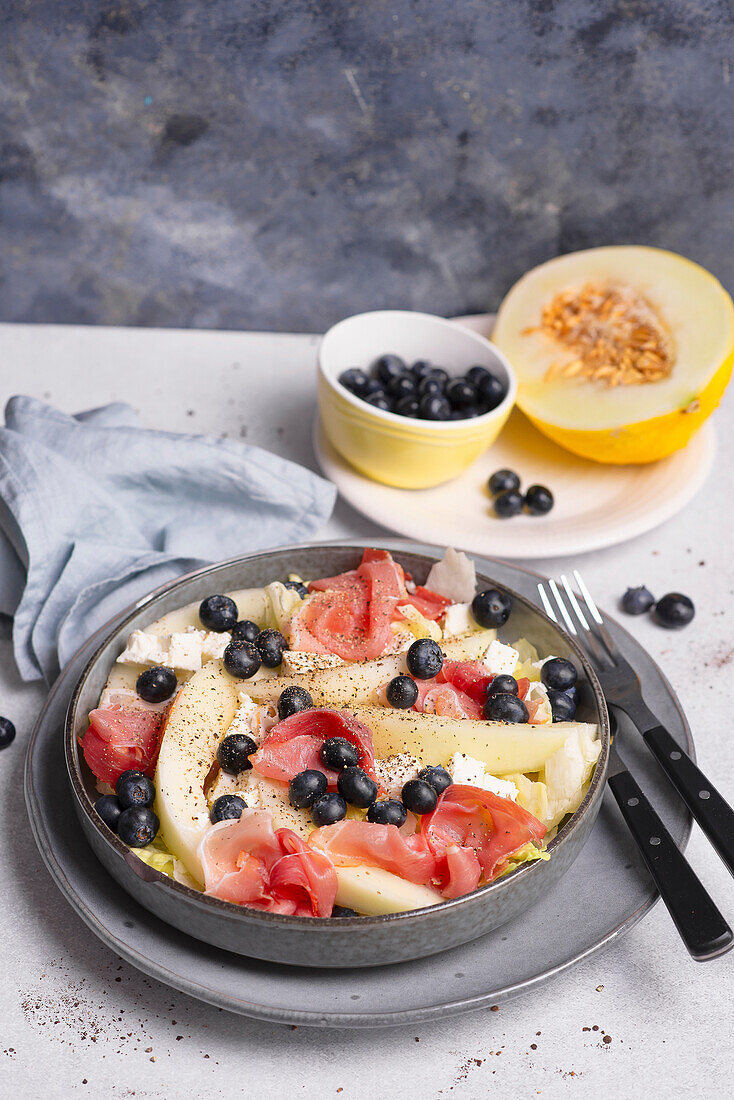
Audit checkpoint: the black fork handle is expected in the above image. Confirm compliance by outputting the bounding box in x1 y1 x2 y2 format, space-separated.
642 725 734 880
608 766 733 960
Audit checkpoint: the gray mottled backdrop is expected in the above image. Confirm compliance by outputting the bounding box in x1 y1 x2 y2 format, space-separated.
2 0 733 332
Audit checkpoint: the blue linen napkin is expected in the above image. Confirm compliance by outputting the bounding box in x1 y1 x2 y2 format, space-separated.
0 396 336 682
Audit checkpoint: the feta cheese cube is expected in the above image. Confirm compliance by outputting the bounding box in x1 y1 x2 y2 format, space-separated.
116 630 169 667
167 630 207 672
202 631 230 660
482 639 519 677
447 753 518 801
227 691 277 743
425 547 477 604
442 602 475 636
374 754 423 799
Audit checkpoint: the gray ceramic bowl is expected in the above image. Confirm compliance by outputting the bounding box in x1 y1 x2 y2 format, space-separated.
65 543 610 968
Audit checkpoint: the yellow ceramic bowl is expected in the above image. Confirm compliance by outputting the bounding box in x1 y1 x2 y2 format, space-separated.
318 311 517 488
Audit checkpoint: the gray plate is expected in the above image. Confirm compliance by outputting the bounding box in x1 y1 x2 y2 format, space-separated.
24 542 693 1026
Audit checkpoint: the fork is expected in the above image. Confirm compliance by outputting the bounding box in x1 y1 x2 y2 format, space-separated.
539 572 734 961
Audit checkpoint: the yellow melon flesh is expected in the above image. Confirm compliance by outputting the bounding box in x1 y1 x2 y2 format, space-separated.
492 246 734 464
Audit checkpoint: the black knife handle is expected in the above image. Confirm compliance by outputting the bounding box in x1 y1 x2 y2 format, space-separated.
643 724 734 880
608 766 732 961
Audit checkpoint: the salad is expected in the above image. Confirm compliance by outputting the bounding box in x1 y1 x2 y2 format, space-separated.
80 548 600 918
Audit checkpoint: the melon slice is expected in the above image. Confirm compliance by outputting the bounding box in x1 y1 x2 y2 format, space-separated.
492 246 734 463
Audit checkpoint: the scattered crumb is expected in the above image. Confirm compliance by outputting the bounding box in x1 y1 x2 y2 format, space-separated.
490 1004 499 1012
603 1035 612 1045
531 1043 537 1050
596 985 604 991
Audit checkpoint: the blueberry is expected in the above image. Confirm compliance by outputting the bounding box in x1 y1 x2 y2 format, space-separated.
223 640 261 679
478 372 506 409
401 778 438 815
385 674 419 709
199 594 238 632
210 794 246 824
655 593 695 629
320 737 359 770
411 360 434 380
487 674 518 696
406 638 443 680
232 619 260 643
494 489 524 517
363 378 387 397
0 716 16 749
373 354 407 385
427 368 449 387
331 905 360 917
337 767 378 808
367 799 408 827
283 580 309 599
277 685 314 721
471 588 512 628
548 690 576 722
483 693 529 723
136 665 177 704
95 794 122 832
621 586 655 615
418 376 445 397
338 368 371 396
118 806 159 847
256 628 289 667
524 485 554 516
466 365 492 388
459 405 485 418
217 733 258 775
289 769 328 809
364 392 392 411
394 396 421 418
419 394 451 420
488 469 521 495
446 378 478 409
116 770 155 809
541 657 578 691
418 766 453 795
386 374 417 399
311 792 348 827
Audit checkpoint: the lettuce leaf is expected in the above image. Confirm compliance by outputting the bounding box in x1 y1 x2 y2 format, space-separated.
508 724 601 829
136 835 201 890
265 581 305 635
494 841 550 880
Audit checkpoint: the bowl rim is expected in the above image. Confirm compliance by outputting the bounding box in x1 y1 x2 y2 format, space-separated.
65 540 610 932
318 309 518 432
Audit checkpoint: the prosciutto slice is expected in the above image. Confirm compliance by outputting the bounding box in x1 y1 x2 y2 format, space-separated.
198 810 337 916
309 819 438 885
251 709 377 789
80 706 165 786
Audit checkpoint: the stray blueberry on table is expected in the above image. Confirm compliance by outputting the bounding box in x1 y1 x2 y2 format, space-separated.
471 588 512 628
541 657 578 692
232 619 260 643
337 767 378 808
487 674 518 697
488 468 521 495
216 733 258 775
283 580 309 599
136 665 177 704
223 640 261 679
256 628 289 667
524 485 554 516
118 806 159 847
0 716 16 749
277 685 314 721
418 766 453 795
320 737 360 770
210 794 246 824
385 675 419 709
367 799 408 827
116 769 156 809
654 593 695 629
621 586 655 616
406 638 444 680
373 354 408 385
401 778 438 815
548 690 576 722
289 769 328 809
95 794 123 832
494 489 524 517
338 368 371 397
483 693 529 723
311 792 348 827
199 594 238 632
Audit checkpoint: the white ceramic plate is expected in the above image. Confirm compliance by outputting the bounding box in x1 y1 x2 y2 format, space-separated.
314 314 716 560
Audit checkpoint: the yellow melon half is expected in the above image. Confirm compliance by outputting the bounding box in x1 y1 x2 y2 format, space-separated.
492 246 734 463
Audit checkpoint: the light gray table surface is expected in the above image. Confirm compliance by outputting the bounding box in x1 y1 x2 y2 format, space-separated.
1 323 732 1098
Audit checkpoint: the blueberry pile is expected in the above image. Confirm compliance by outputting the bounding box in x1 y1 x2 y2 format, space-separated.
620 586 695 629
199 592 294 679
338 355 507 421
487 469 554 519
95 769 160 848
